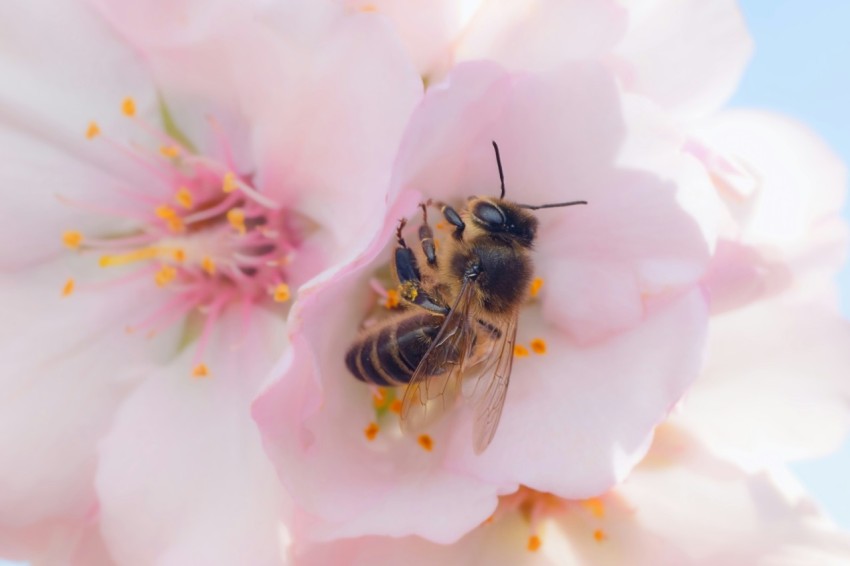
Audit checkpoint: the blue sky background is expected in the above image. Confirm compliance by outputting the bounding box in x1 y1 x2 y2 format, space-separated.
1 2 848 565
730 0 850 528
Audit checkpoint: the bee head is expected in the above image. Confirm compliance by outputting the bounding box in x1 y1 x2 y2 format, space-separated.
470 198 539 248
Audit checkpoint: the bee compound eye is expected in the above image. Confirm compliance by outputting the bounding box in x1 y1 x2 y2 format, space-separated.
474 202 506 226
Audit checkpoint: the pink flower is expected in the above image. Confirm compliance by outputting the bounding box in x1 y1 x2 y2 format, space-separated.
292 426 850 565
253 60 714 542
0 0 420 562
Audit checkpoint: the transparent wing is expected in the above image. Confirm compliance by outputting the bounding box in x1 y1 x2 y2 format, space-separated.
468 313 518 454
400 280 478 433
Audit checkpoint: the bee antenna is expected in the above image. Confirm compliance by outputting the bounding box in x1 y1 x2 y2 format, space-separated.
492 140 506 200
517 200 588 210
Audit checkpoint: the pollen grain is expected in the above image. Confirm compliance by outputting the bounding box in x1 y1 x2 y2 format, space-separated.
527 535 542 552
530 338 547 355
364 422 380 441
417 434 434 452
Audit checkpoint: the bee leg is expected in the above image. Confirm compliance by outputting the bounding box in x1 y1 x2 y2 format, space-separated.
433 201 465 239
394 218 449 315
417 202 438 267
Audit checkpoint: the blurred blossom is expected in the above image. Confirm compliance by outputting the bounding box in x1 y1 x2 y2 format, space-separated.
0 0 848 565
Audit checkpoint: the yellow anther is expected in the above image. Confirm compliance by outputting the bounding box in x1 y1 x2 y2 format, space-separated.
529 277 544 298
581 497 605 519
192 363 209 378
527 535 542 552
417 434 434 452
99 247 160 268
61 278 75 297
593 529 606 543
172 248 186 262
222 172 237 193
359 3 378 11
272 283 291 303
165 217 184 233
530 338 547 355
121 97 137 117
227 208 246 234
201 257 216 275
364 422 380 441
384 289 400 309
513 344 529 358
159 145 181 158
62 230 83 250
85 121 101 140
389 399 402 414
175 187 193 209
155 205 178 219
154 264 177 287
372 388 387 409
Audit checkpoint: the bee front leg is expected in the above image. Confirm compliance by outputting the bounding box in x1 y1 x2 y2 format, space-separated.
418 202 437 267
394 218 449 315
431 200 465 240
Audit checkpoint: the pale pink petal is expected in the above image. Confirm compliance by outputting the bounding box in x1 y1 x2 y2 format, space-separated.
612 0 753 119
96 308 288 566
0 262 168 537
456 0 628 75
675 302 850 466
0 519 116 566
448 289 708 497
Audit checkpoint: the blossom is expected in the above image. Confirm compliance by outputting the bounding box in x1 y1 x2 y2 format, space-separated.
292 426 850 565
0 0 420 562
253 59 716 542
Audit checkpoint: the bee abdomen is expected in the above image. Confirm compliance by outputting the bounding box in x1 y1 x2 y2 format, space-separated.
345 313 444 386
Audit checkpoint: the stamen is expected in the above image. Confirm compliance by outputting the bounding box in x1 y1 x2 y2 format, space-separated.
417 434 434 451
593 529 606 542
384 289 400 309
514 345 530 357
527 535 542 552
175 187 193 209
192 363 210 378
364 422 380 441
154 264 177 287
530 338 547 355
222 172 237 193
85 122 101 140
172 249 186 262
227 208 246 234
581 497 605 519
99 247 160 268
121 97 137 117
155 205 178 220
529 277 544 298
62 278 75 297
201 257 216 275
159 145 181 159
272 283 291 303
62 230 83 250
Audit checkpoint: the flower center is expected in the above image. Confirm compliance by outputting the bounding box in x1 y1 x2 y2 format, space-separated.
62 97 301 375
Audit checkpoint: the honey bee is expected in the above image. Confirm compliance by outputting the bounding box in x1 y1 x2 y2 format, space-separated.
345 142 586 453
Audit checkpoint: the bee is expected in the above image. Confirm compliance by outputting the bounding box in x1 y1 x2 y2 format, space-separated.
345 142 586 453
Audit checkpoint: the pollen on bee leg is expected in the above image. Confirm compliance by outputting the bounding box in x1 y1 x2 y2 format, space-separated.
527 534 542 552
529 277 544 298
417 434 434 452
530 338 547 355
61 278 75 297
364 422 380 441
62 230 83 250
272 283 291 303
514 344 530 357
85 121 101 140
121 97 136 117
192 363 209 378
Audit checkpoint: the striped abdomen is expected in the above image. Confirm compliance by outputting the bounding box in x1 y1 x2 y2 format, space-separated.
346 312 445 386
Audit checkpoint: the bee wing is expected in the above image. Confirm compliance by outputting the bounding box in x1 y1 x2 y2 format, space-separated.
465 312 518 454
400 279 478 433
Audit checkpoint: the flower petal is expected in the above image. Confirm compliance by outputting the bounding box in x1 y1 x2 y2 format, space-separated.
96 308 288 566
